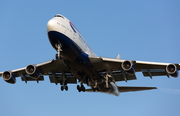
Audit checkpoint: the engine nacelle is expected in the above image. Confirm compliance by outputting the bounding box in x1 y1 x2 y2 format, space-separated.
121 60 135 75
2 71 16 84
166 64 178 77
25 65 40 79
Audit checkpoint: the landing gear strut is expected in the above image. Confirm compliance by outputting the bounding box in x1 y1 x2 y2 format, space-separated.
103 70 115 89
92 80 99 92
56 43 62 59
77 74 86 92
60 72 68 91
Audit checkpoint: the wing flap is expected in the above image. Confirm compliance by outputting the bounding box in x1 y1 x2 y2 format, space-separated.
21 75 44 82
113 72 136 81
143 72 167 77
49 74 77 84
141 69 169 78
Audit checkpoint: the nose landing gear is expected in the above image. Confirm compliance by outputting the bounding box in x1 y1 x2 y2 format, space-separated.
55 43 62 59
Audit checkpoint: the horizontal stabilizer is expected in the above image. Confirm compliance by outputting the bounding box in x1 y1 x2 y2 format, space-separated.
118 86 157 92
85 86 157 93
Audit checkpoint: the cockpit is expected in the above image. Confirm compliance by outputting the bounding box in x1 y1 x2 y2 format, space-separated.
54 14 64 18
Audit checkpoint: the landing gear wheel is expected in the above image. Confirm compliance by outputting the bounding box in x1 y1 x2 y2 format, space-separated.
61 86 64 91
77 85 81 92
81 85 84 88
78 89 81 92
96 87 100 91
56 54 58 60
81 85 85 92
65 86 68 91
92 87 99 92
60 81 63 85
77 85 80 90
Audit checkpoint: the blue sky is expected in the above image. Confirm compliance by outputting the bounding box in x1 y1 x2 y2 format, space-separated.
0 0 180 116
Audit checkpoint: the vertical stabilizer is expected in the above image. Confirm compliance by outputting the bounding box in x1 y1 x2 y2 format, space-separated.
116 54 121 59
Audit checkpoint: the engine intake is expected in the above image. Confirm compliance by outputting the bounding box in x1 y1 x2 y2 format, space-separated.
25 65 40 79
121 60 135 74
166 64 178 77
2 71 16 84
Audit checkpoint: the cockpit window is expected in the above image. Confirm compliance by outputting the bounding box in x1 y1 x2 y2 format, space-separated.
54 14 64 18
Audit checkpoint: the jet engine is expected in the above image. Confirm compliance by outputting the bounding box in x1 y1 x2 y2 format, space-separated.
2 71 16 84
25 65 40 79
121 60 135 74
166 64 178 77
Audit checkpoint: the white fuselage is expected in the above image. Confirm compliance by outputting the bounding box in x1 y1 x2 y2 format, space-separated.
47 14 119 96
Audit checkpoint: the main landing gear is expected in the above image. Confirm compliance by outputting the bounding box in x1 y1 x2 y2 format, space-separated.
77 85 85 92
60 72 68 91
92 80 100 92
61 85 68 91
77 74 86 92
60 80 68 91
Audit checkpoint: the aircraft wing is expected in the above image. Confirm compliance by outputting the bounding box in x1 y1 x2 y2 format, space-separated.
0 59 77 84
89 56 180 81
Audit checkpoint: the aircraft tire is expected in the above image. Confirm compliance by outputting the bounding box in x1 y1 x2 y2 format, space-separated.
77 85 80 90
65 86 68 91
55 54 58 60
78 89 81 92
61 86 64 91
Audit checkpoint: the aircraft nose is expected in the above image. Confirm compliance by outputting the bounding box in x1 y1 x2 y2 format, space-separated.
47 18 65 34
47 18 57 32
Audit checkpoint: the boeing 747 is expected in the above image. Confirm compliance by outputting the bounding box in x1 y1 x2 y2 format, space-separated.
0 14 179 96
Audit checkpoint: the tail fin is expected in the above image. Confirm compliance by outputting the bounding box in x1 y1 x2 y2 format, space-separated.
116 54 121 59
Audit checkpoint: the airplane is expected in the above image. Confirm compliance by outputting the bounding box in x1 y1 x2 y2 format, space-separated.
0 14 179 96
